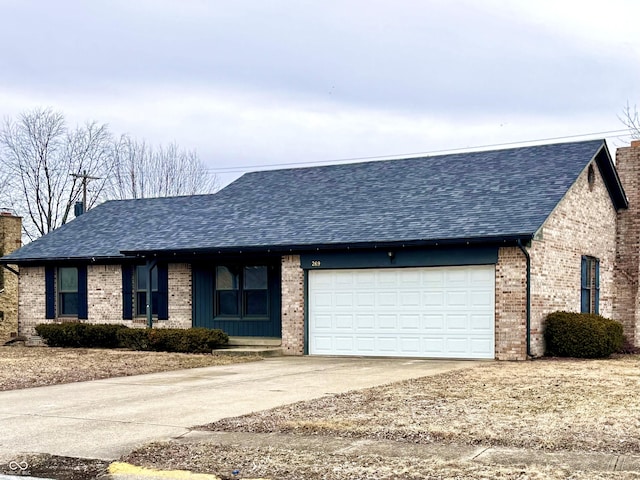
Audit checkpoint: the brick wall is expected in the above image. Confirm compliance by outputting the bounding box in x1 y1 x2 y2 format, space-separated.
281 254 304 355
613 141 640 346
525 159 618 356
495 247 527 360
166 263 192 329
0 213 21 342
17 266 45 336
88 264 123 324
19 262 193 335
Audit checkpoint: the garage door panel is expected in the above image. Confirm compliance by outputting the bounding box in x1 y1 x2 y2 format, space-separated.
425 337 446 355
309 265 495 359
312 335 333 353
355 336 375 353
399 314 420 329
335 293 354 307
447 314 469 331
378 314 397 329
424 314 445 331
313 292 334 309
377 337 399 352
446 291 468 307
313 314 333 329
400 291 421 307
377 292 397 307
356 292 375 307
356 314 375 329
335 314 354 329
424 291 444 307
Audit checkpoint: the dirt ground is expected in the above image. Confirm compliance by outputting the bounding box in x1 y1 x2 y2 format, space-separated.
0 345 261 391
120 355 640 480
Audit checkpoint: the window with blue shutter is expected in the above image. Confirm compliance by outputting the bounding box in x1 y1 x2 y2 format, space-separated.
45 266 55 319
77 265 88 320
122 265 134 320
581 256 599 314
46 265 88 318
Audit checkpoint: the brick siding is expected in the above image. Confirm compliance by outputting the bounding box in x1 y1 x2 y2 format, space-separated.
495 247 527 360
613 141 640 346
281 254 305 355
503 159 618 358
19 262 192 336
0 213 21 342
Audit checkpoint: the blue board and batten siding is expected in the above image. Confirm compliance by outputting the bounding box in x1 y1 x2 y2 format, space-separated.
192 263 282 337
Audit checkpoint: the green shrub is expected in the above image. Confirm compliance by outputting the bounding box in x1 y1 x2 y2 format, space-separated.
146 328 228 353
544 311 624 358
35 323 228 353
36 323 128 348
116 328 150 351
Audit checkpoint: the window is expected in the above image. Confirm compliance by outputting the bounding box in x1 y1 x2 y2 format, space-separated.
58 267 79 316
581 256 600 314
135 264 159 316
215 265 268 318
122 263 168 321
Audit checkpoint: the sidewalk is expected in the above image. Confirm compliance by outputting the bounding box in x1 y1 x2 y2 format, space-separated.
107 431 640 479
174 431 640 472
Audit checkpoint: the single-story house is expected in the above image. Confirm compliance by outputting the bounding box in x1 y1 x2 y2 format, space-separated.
3 139 640 360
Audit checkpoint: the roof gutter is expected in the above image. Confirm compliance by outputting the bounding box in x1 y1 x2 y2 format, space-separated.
119 234 536 258
516 239 532 358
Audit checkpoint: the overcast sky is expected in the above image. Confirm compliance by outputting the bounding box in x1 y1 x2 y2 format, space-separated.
1 0 639 186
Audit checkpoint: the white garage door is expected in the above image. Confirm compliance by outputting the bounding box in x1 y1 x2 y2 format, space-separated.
309 265 495 359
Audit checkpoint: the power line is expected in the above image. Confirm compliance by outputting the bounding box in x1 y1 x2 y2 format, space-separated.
203 128 634 175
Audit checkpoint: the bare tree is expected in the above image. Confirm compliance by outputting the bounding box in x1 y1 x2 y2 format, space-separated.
107 135 218 199
620 102 640 139
0 108 114 240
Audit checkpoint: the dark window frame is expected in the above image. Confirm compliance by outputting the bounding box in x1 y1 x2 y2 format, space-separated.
134 264 159 317
581 256 600 314
57 266 79 317
214 265 269 320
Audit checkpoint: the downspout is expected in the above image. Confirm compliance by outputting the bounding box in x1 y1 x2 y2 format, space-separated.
516 240 532 358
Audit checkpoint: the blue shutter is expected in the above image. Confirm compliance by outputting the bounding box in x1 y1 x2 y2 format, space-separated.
122 265 133 320
45 266 55 319
594 259 600 315
157 263 169 320
580 256 589 313
77 265 88 320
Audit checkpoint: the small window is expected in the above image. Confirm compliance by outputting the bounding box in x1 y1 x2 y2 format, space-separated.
58 267 79 316
215 265 269 318
581 256 600 314
135 265 159 316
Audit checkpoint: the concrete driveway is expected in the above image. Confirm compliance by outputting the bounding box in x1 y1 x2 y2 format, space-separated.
0 356 477 462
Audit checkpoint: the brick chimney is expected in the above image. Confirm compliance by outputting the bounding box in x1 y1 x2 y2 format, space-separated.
0 211 22 343
614 140 640 347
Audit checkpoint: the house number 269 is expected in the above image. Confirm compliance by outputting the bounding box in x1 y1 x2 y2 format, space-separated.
311 260 321 267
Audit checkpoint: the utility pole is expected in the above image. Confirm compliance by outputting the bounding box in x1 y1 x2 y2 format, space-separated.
70 170 101 213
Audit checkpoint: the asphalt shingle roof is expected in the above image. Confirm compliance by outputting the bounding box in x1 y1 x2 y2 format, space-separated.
1 139 622 263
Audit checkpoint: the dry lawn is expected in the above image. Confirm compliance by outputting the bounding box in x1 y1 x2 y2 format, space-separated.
124 442 640 480
0 346 260 391
202 355 640 454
